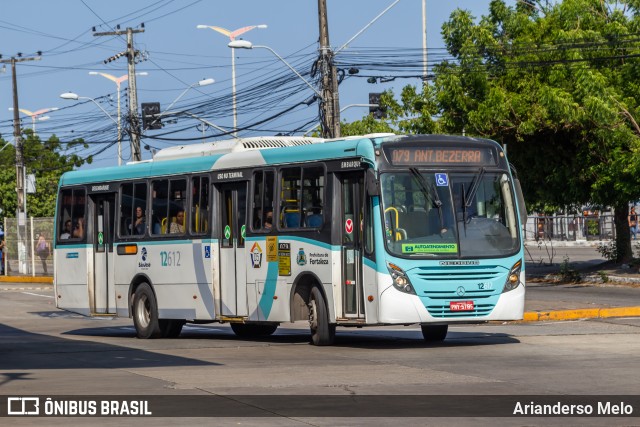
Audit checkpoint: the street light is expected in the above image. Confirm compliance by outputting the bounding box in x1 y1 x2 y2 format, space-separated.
228 39 323 100
8 107 58 133
146 78 215 129
60 93 119 143
197 24 267 136
89 71 148 165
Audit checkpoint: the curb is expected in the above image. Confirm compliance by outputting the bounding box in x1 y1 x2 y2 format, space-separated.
0 276 53 284
523 306 640 322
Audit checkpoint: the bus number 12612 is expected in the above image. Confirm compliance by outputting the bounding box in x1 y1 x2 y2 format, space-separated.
160 251 181 267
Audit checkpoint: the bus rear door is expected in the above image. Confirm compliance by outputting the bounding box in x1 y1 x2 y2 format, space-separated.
89 193 117 315
338 173 366 319
218 182 248 317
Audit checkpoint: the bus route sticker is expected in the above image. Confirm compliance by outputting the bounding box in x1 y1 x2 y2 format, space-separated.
224 225 231 240
241 224 246 240
402 243 458 253
278 243 291 276
266 236 278 262
98 232 104 245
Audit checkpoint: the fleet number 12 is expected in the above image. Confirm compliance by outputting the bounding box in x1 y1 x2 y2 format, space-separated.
160 251 181 267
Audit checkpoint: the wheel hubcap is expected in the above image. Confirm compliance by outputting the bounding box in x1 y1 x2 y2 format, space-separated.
309 298 318 331
137 295 150 328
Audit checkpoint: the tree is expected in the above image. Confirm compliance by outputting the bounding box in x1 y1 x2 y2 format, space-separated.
360 0 640 262
0 130 90 218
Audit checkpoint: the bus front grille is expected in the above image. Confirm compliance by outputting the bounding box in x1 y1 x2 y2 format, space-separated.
409 265 505 318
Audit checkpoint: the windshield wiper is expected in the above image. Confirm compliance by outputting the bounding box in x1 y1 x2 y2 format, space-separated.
409 168 447 235
463 167 486 223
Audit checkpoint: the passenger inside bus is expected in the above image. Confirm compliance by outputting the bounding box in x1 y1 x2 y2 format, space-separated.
60 220 72 239
170 210 185 234
73 217 85 239
306 207 323 227
264 210 273 230
133 206 146 235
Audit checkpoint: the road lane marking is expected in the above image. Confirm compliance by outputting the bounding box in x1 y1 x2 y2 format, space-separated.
21 292 55 299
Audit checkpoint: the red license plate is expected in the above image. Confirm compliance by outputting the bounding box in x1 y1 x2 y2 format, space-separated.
450 301 475 312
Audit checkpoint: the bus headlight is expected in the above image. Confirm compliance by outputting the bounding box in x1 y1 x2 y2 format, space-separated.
502 260 522 293
387 262 416 295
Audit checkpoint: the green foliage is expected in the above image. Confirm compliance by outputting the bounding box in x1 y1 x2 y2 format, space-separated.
340 112 394 137
586 219 599 236
597 271 610 283
342 0 640 262
559 256 582 283
597 240 618 261
0 130 88 218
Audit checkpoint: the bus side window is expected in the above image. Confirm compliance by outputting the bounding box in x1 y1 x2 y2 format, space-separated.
191 176 210 234
252 170 275 232
151 180 169 235
306 207 323 227
301 166 324 228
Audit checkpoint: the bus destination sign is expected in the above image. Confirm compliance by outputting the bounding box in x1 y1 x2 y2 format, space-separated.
386 146 496 166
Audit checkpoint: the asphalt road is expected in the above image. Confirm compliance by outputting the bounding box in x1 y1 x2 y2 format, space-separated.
1 285 639 426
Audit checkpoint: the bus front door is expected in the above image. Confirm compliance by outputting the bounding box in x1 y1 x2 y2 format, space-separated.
339 173 365 319
218 182 248 317
90 193 116 315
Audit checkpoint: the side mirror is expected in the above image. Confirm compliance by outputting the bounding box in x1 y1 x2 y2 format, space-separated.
366 168 379 196
513 178 527 226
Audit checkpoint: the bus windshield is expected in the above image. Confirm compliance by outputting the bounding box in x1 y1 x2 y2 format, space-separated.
380 170 520 258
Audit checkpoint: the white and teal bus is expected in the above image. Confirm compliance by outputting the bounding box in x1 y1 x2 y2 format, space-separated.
54 134 526 345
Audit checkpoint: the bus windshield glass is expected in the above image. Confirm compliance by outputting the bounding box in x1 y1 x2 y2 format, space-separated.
380 170 520 258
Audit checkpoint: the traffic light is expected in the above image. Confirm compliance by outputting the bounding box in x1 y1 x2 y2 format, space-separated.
369 93 386 119
141 102 162 130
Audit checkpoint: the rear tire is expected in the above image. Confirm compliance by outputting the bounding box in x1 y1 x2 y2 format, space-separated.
132 283 161 339
160 319 185 338
230 323 278 337
308 286 335 346
421 324 448 342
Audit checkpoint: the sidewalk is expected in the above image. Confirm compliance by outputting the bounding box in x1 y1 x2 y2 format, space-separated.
0 275 52 284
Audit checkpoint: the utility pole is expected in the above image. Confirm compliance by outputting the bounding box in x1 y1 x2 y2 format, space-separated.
422 0 428 80
317 0 341 138
94 26 145 161
0 54 41 274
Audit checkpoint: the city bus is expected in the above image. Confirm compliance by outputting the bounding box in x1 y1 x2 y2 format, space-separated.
54 134 526 345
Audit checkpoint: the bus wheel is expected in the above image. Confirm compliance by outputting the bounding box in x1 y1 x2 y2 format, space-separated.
421 324 448 342
133 283 162 339
230 323 278 337
308 286 335 346
160 319 185 338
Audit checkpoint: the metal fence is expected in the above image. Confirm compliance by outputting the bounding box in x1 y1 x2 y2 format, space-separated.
0 214 622 276
2 217 54 276
524 214 616 242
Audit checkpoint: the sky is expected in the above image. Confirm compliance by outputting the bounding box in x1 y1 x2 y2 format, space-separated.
0 0 500 169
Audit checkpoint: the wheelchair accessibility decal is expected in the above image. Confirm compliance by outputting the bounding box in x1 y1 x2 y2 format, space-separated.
435 173 448 186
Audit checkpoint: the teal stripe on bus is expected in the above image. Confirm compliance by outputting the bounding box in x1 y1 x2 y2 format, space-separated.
60 155 223 186
56 244 90 249
259 261 279 319
258 138 367 165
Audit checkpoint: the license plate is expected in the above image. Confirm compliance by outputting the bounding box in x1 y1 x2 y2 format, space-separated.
450 301 474 311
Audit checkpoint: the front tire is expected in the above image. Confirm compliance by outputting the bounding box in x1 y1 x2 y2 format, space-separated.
230 323 278 337
133 282 161 339
308 286 335 346
421 324 448 342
